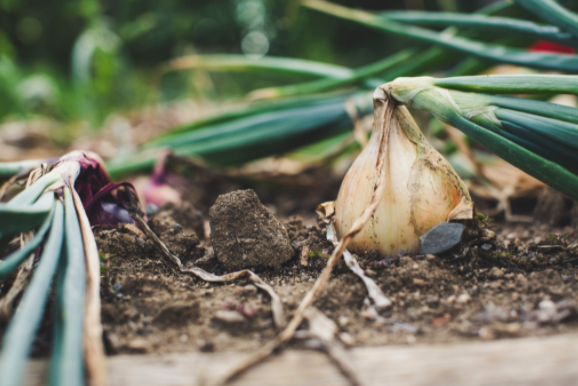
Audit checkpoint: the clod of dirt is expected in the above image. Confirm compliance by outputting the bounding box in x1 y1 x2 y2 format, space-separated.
209 189 293 270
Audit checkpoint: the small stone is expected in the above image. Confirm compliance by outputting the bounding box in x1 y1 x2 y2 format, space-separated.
413 278 425 286
214 310 245 324
339 332 356 346
481 243 492 251
338 315 350 327
492 322 521 336
173 223 183 234
456 293 471 304
478 327 496 340
489 267 504 279
419 222 466 255
425 254 436 261
514 237 522 246
537 299 557 323
146 203 159 215
126 339 152 353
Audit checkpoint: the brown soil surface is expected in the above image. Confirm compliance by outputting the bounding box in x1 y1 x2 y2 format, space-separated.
2 171 578 358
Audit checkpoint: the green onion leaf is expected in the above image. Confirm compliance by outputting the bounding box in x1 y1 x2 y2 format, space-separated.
0 192 55 235
379 11 578 46
515 0 578 40
0 200 64 386
0 203 56 279
49 188 86 386
302 0 578 73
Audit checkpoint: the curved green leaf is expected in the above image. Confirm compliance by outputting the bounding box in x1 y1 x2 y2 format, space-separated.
434 75 578 94
161 54 354 79
452 113 578 201
0 192 55 235
486 95 578 124
50 188 86 386
380 11 578 46
494 108 578 149
302 0 578 73
0 160 46 178
516 0 578 39
0 203 56 279
7 171 60 207
249 49 414 99
0 201 64 386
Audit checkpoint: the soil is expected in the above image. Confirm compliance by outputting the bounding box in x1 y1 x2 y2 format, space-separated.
2 169 578 358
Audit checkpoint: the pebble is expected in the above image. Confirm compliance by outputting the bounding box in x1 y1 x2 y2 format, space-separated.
456 293 471 304
537 299 557 323
338 315 350 327
339 332 356 346
126 339 152 353
419 222 465 255
214 310 245 324
489 267 504 279
413 278 425 286
481 243 492 251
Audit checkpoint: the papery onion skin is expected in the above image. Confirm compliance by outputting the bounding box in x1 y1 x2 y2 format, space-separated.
334 87 471 256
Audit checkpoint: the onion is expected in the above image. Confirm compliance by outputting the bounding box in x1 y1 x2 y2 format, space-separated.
334 85 472 256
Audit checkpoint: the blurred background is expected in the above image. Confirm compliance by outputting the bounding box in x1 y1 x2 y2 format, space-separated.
0 0 497 141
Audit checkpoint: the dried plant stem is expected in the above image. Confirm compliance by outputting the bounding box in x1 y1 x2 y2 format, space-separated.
0 254 34 321
303 307 365 386
0 169 45 320
135 216 287 329
0 173 22 201
70 185 108 386
213 98 394 386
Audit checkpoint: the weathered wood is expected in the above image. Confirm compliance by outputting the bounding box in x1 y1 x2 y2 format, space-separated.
26 333 578 386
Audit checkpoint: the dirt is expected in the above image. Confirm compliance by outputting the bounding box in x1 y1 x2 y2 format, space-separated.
209 189 293 271
2 171 578 358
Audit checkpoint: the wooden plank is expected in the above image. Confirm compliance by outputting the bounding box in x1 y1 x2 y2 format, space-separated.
25 333 578 386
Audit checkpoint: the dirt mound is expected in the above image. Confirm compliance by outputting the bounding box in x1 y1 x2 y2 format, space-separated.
209 189 293 270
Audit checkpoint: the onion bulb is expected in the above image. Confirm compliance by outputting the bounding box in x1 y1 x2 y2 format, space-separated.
334 85 472 256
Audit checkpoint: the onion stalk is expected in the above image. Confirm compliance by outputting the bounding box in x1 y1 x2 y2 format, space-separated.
0 151 143 386
387 75 578 202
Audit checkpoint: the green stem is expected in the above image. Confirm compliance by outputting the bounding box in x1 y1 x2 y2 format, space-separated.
0 200 64 386
303 0 578 73
516 0 578 40
49 188 86 386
